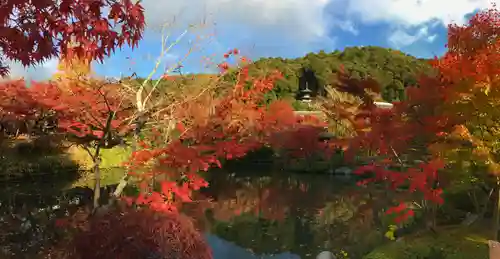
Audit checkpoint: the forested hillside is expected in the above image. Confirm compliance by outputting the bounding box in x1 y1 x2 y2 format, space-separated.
135 46 435 103
235 46 435 102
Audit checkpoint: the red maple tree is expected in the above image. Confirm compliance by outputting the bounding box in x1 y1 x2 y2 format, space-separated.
0 0 145 76
325 62 450 222
124 54 326 213
38 81 134 144
0 80 58 136
0 77 135 209
325 6 500 224
0 1 148 255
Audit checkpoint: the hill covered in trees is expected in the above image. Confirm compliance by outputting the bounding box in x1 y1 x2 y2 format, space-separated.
235 46 435 102
135 46 435 103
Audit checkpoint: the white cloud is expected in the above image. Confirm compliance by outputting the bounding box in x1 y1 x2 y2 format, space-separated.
3 58 59 81
389 30 421 47
388 26 438 47
141 0 336 56
338 0 498 48
426 34 437 43
337 20 359 35
143 0 331 37
141 0 494 54
341 0 496 27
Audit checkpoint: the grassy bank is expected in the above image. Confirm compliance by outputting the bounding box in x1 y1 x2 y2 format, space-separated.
66 145 131 188
364 225 489 259
0 137 131 188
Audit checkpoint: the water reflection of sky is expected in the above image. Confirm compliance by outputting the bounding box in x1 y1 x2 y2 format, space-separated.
194 172 381 259
206 233 301 259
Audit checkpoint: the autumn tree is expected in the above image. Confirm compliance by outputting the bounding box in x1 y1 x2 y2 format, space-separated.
0 0 145 212
320 6 500 240
0 0 145 76
41 79 134 210
70 207 213 259
53 52 92 81
0 0 145 194
43 206 213 259
0 80 60 149
425 6 500 239
102 22 215 201
124 53 323 213
320 59 447 225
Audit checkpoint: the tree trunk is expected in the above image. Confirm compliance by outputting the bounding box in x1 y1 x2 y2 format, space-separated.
428 201 437 230
111 113 145 200
92 146 102 211
492 178 500 240
92 112 114 212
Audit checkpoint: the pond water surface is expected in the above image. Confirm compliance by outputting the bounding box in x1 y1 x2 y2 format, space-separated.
0 169 391 258
190 170 389 259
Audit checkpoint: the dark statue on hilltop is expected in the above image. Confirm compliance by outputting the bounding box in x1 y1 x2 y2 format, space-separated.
296 67 325 101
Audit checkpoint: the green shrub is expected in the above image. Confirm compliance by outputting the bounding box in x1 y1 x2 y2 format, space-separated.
291 100 315 111
363 227 488 259
0 154 80 182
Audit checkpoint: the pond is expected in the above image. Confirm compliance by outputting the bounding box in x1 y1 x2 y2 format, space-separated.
0 169 391 259
193 170 389 259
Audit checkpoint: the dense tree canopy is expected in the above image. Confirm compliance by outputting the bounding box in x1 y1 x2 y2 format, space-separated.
135 46 434 103
0 0 145 76
221 46 434 102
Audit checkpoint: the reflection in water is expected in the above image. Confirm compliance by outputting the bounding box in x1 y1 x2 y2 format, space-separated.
0 169 391 258
205 233 300 259
189 171 390 259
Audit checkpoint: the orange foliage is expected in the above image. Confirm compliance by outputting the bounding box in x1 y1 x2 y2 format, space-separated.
125 54 328 214
326 5 500 223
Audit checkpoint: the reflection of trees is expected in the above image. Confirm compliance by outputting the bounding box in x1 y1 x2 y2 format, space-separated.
200 173 393 258
204 174 333 222
212 213 303 255
0 183 86 257
198 174 332 256
312 191 390 258
0 139 84 257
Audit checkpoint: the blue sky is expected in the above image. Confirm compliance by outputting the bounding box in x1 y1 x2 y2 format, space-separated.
9 0 495 80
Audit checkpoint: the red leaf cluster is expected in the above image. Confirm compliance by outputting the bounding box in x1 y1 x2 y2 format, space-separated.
329 6 500 222
385 203 415 223
66 208 212 259
37 82 134 142
0 80 70 137
126 58 326 213
0 79 133 145
0 0 145 76
331 71 449 220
